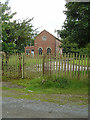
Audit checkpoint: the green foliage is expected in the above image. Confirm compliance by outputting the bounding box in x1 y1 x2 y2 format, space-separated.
57 2 89 54
1 1 38 53
0 1 17 53
2 42 16 53
55 77 69 88
40 76 69 88
13 18 36 53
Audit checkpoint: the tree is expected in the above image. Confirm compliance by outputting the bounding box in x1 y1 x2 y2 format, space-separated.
1 1 38 53
13 18 36 53
0 0 16 53
57 2 89 53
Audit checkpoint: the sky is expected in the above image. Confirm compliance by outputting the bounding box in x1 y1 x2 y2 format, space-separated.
1 0 66 37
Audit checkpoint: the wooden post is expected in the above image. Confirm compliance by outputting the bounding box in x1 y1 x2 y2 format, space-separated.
78 54 80 80
87 55 89 78
22 53 24 79
36 53 37 72
56 54 58 78
76 53 77 79
2 55 4 75
64 53 66 76
52 53 54 75
58 53 60 78
81 55 83 79
38 53 39 73
43 55 45 76
84 54 86 77
61 54 63 77
70 53 72 79
73 53 74 79
67 53 69 77
50 54 51 76
19 55 21 77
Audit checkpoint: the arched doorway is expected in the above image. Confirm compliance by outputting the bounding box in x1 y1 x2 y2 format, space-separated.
39 48 42 55
47 48 51 54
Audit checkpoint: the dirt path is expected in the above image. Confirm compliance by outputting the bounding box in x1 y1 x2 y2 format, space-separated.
1 82 88 118
2 97 88 118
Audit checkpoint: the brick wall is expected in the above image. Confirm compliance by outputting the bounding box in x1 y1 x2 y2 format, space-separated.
25 30 62 55
34 30 56 54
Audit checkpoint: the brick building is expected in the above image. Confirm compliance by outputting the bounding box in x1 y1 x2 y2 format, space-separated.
25 30 62 55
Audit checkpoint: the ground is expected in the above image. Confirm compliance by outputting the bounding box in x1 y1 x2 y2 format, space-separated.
2 97 88 118
1 81 88 118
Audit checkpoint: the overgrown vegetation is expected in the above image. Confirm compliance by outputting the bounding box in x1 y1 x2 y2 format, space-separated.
2 75 88 105
2 75 88 95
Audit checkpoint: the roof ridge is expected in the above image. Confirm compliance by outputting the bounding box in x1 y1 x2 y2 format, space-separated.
35 29 60 41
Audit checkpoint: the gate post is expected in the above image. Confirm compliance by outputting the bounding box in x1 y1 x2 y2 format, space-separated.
22 53 24 79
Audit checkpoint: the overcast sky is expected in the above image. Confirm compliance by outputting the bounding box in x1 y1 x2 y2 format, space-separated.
2 0 66 37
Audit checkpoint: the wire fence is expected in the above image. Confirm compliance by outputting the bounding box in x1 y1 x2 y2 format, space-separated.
2 53 89 80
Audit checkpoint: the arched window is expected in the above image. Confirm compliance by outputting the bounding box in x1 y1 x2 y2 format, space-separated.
47 48 51 54
39 48 42 55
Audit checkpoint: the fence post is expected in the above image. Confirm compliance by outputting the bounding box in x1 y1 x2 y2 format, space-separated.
61 54 63 77
58 53 60 78
73 53 75 79
87 55 89 78
78 54 80 80
64 53 66 76
76 53 77 79
22 53 24 79
50 54 51 76
70 53 72 79
81 54 83 79
2 54 4 75
43 55 45 76
67 53 69 76
56 54 58 78
84 54 86 77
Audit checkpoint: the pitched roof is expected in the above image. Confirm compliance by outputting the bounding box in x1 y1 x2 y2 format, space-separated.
35 29 62 42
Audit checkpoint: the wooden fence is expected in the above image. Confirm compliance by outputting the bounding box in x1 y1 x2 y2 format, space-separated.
2 53 89 80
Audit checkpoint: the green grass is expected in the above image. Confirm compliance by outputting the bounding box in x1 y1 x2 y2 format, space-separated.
69 59 88 66
2 76 88 105
2 89 88 105
24 55 43 66
3 54 43 69
2 75 88 95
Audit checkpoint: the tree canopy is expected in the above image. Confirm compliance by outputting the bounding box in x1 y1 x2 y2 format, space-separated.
57 2 89 54
0 1 38 53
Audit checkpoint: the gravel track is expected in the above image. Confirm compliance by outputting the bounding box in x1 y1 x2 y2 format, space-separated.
2 97 88 118
1 82 88 118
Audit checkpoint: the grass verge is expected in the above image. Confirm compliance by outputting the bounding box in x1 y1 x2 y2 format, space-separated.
2 76 88 105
